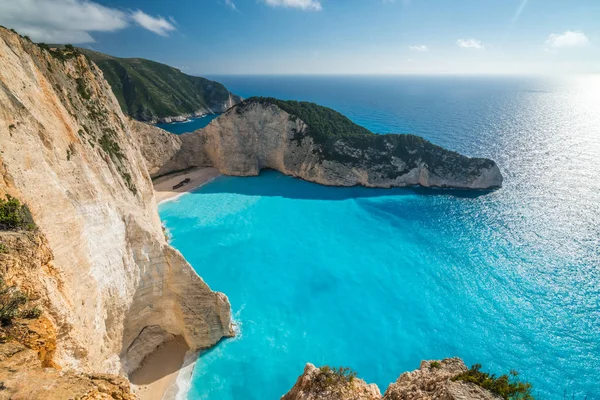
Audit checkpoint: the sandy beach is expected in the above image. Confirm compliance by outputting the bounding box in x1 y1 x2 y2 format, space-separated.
130 336 190 400
153 167 221 204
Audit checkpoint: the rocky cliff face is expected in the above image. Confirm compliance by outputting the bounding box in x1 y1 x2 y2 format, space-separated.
137 100 502 190
283 359 500 400
0 26 232 380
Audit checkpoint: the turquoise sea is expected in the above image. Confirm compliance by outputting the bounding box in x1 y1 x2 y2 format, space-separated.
155 114 219 135
158 76 600 399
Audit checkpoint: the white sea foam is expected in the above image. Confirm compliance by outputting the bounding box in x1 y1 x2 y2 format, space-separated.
169 350 199 400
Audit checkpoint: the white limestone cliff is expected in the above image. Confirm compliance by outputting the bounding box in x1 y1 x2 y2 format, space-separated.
136 100 503 190
0 26 232 379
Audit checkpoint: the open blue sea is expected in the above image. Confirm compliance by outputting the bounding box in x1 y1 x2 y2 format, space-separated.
158 76 600 399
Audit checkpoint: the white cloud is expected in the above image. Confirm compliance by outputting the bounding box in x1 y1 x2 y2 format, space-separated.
263 0 322 11
131 10 176 36
225 0 238 11
409 45 428 52
0 0 176 43
456 38 485 50
546 31 589 48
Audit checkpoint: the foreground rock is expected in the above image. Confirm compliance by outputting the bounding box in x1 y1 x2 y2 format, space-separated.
137 98 503 190
0 25 232 388
282 364 381 400
0 319 136 399
283 359 501 400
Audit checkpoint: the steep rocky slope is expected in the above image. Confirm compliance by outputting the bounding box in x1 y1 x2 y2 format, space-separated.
137 98 503 190
79 49 242 123
0 25 232 385
283 359 501 400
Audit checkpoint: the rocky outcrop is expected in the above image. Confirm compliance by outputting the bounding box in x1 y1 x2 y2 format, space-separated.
0 25 232 382
136 100 502 190
283 359 501 400
383 359 500 400
282 363 381 400
0 340 136 400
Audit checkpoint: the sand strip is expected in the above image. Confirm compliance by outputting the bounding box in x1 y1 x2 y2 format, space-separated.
153 167 220 204
130 336 190 400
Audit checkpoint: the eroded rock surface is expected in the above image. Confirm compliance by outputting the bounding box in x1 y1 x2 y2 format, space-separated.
283 359 501 400
282 364 381 400
0 26 232 380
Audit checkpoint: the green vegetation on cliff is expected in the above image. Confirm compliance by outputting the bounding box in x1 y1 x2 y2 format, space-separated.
78 49 241 121
0 196 35 231
0 278 42 326
453 364 534 400
239 97 373 143
308 366 358 394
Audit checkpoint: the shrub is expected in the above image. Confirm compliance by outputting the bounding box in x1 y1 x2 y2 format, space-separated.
309 366 358 394
453 364 534 400
0 195 35 231
98 134 124 161
76 78 90 100
20 307 42 320
0 278 29 326
430 361 441 369
0 243 7 254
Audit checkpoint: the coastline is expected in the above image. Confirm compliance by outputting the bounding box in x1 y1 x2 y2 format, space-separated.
137 167 220 400
154 167 221 204
130 336 190 400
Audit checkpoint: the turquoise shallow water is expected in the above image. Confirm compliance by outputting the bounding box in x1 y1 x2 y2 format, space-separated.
155 114 219 134
159 76 600 399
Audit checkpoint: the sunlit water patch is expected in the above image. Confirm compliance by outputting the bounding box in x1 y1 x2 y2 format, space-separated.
159 76 600 399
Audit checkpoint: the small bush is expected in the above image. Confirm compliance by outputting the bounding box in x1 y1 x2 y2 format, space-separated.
309 366 358 394
0 278 29 326
20 307 42 320
98 134 124 160
0 195 35 231
76 78 90 100
8 124 15 130
453 364 534 400
430 361 441 369
0 243 7 254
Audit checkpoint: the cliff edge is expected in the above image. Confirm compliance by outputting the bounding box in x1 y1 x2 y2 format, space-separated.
283 359 502 400
0 25 232 388
140 98 503 190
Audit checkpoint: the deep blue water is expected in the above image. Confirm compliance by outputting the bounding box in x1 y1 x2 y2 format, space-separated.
159 76 600 399
156 114 219 134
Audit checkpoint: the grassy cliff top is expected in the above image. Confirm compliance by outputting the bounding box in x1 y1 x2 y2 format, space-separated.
79 49 240 121
240 97 374 142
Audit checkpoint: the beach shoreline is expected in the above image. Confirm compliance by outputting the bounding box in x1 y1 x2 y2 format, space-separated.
130 336 190 400
154 167 221 204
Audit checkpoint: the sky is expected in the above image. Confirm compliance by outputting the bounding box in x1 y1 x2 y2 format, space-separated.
0 0 599 75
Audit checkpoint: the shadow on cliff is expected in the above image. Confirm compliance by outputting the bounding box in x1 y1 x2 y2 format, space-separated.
196 169 494 201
